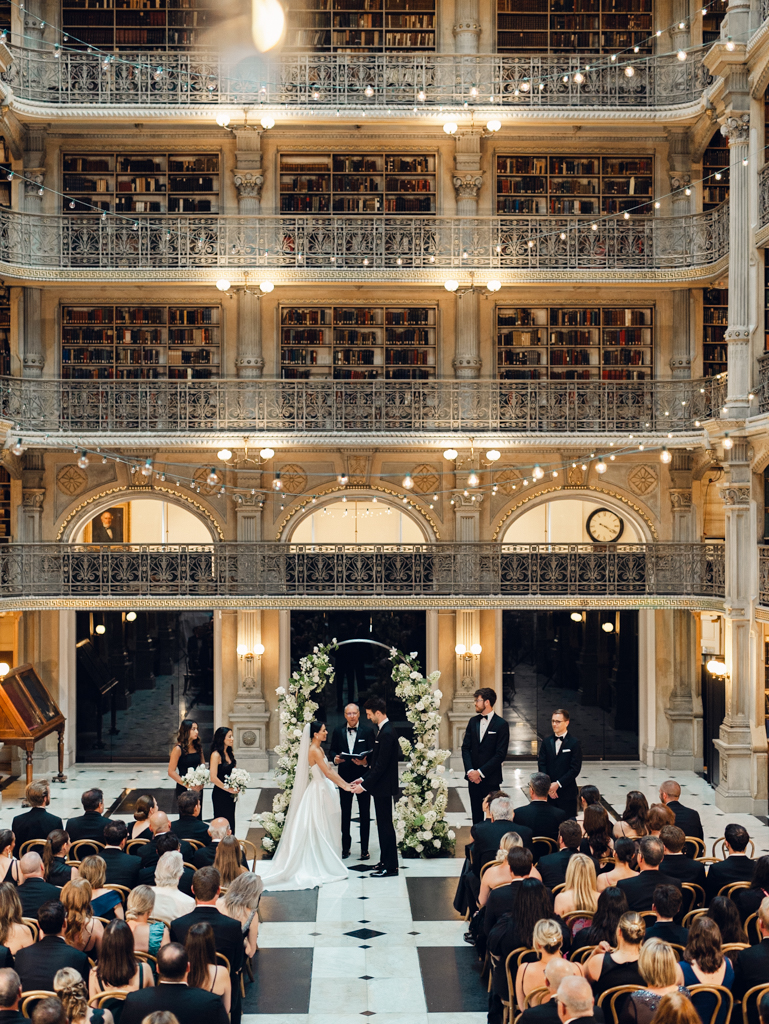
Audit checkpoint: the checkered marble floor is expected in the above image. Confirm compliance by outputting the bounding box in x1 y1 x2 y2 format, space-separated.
0 762 765 1022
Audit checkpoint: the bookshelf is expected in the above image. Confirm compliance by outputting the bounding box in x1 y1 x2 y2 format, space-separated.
702 287 728 377
63 153 220 215
766 259 769 353
61 304 220 380
280 153 436 215
285 0 436 51
496 155 654 215
764 635 769 737
0 2 9 42
496 305 653 380
703 0 726 44
61 0 222 51
497 0 653 53
281 305 436 379
0 290 9 378
703 131 729 211
0 467 10 544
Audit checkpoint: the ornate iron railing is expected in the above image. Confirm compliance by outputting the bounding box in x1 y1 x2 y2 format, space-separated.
759 164 769 231
757 353 769 413
3 48 711 110
0 543 724 599
760 546 769 606
1 377 726 434
0 207 729 273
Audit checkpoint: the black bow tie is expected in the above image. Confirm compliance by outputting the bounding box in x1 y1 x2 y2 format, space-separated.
348 727 356 732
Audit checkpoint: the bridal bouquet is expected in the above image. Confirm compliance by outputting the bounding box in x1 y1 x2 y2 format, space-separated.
180 765 210 789
224 767 252 799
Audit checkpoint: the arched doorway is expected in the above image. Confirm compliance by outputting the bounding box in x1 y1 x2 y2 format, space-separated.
71 495 217 767
287 495 427 743
500 494 644 761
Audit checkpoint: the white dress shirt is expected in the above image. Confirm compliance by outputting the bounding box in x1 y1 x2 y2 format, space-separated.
346 726 358 753
479 713 493 740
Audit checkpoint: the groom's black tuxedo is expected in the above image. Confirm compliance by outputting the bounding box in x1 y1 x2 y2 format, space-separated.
461 711 510 824
537 731 583 817
360 718 399 874
330 721 375 855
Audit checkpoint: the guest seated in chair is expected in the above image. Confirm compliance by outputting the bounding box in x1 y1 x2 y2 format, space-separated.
643 885 688 946
619 937 689 1024
705 824 754 904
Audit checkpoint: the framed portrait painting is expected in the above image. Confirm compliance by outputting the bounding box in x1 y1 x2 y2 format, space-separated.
83 504 129 543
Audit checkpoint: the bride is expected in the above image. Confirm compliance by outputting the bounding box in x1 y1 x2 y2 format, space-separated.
256 720 353 891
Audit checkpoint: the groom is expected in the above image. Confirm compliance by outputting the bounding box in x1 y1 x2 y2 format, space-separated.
351 696 399 877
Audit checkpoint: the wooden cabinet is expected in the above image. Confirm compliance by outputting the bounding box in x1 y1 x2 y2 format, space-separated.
497 305 653 380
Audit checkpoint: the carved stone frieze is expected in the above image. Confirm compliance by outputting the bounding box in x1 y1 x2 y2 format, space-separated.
276 464 307 496
57 465 87 496
627 465 658 496
411 464 440 495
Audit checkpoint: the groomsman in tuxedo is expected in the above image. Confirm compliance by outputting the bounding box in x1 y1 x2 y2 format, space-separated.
537 709 583 818
330 703 375 860
352 696 400 877
461 688 510 825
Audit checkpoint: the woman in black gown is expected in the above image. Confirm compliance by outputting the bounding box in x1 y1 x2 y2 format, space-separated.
209 727 238 834
167 719 205 816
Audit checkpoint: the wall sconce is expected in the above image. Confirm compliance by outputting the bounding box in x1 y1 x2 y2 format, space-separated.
455 643 482 660
706 658 727 677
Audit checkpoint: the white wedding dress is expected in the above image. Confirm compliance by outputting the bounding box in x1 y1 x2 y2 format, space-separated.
256 725 348 891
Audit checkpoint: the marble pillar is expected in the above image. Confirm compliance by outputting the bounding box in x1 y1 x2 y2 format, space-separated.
22 287 43 377
721 112 752 417
453 0 481 52
236 289 264 379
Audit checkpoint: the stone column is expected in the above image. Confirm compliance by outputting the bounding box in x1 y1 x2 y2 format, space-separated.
713 439 763 810
23 127 45 212
229 491 270 770
22 287 43 377
670 290 692 379
453 0 481 52
233 129 263 215
721 111 752 417
19 489 44 542
235 289 264 379
452 130 484 379
453 289 481 379
669 451 695 541
666 127 692 216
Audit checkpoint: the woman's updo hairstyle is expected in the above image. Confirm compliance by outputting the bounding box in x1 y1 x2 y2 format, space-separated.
310 720 325 739
618 911 646 945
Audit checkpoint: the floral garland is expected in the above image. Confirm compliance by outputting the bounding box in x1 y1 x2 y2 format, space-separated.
391 648 455 857
254 640 337 854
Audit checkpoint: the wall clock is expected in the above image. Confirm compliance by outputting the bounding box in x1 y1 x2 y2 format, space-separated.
586 507 624 543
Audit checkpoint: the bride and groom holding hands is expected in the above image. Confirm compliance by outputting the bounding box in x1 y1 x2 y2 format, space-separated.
256 696 400 892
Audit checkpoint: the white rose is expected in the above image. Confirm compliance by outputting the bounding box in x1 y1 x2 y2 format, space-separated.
275 811 285 822
433 689 442 699
416 843 424 852
410 651 418 658
410 671 419 679
263 837 274 850
436 765 445 773
275 686 285 695
415 742 424 750
431 779 440 789
448 830 456 840
293 729 303 738
433 839 441 848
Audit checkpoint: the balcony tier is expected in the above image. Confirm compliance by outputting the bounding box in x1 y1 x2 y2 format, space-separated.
0 542 725 609
3 49 711 118
0 208 729 282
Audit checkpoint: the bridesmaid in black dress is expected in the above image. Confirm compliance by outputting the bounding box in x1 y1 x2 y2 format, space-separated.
209 727 238 834
167 719 206 817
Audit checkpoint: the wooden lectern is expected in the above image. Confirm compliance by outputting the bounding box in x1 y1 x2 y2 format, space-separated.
0 664 66 785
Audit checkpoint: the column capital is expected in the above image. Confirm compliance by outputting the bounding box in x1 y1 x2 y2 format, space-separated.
721 113 750 145
232 490 264 508
453 173 483 201
233 171 264 201
24 171 44 199
452 489 484 508
669 489 693 510
22 488 45 509
719 483 751 506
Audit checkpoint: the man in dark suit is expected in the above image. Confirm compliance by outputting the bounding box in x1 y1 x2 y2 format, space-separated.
519 960 603 1024
172 791 211 846
330 703 375 859
537 709 583 817
659 825 707 888
140 832 194 894
461 688 510 825
352 696 400 877
733 896 769 1022
659 780 703 842
556 976 601 1024
14 901 90 990
644 885 688 946
101 821 141 889
617 836 682 911
471 795 534 876
537 820 583 889
119 942 229 1024
136 812 192 870
193 818 231 868
0 969 25 1024
170 867 244 1024
484 848 533 936
16 853 60 918
705 823 754 903
11 781 63 851
512 773 567 841
65 788 110 844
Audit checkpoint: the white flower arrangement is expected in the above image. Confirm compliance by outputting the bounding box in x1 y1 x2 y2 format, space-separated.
253 639 337 854
180 765 210 788
224 767 252 799
389 648 454 859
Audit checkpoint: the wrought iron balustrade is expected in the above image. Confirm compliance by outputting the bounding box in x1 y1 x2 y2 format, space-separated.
757 353 769 413
1 376 726 434
760 164 769 231
4 48 711 110
0 206 729 273
0 542 724 600
760 546 769 606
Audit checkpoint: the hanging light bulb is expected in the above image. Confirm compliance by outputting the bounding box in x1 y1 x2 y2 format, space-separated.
574 72 584 84
77 451 89 469
602 621 615 633
272 472 282 491
595 458 607 474
660 447 672 464
337 472 349 486
402 473 414 490
206 467 218 486
677 49 687 61
570 612 583 622
10 439 23 457
252 0 285 51
126 611 137 622
624 65 635 77
532 464 544 480
722 433 733 450
467 471 480 488
364 85 374 97
95 624 106 635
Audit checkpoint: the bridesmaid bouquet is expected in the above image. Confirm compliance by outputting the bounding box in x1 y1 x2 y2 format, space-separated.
224 767 252 800
181 765 210 788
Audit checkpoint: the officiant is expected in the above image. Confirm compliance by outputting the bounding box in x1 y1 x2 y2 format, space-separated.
331 703 374 860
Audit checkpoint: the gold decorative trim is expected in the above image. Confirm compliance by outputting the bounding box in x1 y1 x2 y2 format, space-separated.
56 485 225 541
491 485 658 540
276 484 440 540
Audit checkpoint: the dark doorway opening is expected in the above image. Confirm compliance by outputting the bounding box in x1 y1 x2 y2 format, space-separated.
702 657 725 787
75 610 214 763
502 610 639 760
290 610 426 744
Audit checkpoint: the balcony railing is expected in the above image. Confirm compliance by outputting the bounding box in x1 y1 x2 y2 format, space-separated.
760 546 769 605
0 207 729 275
760 164 769 231
0 543 725 601
2 377 726 435
4 48 711 111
